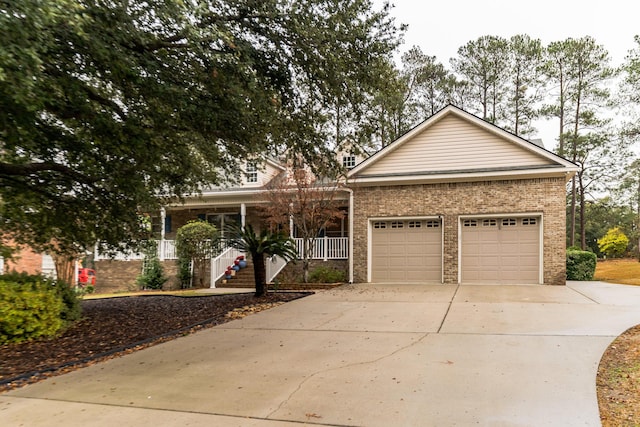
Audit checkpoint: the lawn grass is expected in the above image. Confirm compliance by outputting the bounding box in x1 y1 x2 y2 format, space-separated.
594 258 640 286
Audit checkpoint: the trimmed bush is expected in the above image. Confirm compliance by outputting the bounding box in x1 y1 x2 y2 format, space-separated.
308 265 346 283
0 279 65 344
0 272 81 322
566 249 597 281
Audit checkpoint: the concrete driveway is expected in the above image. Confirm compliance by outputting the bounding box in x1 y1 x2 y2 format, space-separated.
2 281 640 426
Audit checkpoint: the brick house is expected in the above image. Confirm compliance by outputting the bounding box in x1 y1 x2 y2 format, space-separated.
0 241 56 278
96 105 578 288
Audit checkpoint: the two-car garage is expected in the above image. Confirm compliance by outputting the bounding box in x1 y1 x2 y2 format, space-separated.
369 215 542 284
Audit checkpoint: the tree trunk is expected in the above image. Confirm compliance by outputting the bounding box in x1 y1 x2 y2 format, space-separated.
570 176 577 247
52 253 75 285
579 172 586 250
252 252 267 297
302 238 312 283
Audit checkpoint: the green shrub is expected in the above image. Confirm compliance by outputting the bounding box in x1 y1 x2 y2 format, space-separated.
0 272 81 322
136 241 167 290
597 227 629 258
566 249 597 281
177 257 192 289
137 257 167 290
308 265 346 283
0 279 65 344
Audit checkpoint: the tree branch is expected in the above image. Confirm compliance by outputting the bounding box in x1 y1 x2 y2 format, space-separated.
0 161 98 184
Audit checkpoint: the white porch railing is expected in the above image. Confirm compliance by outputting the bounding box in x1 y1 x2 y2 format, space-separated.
266 255 288 283
97 237 349 262
210 246 243 288
160 240 177 260
95 240 184 261
294 237 349 260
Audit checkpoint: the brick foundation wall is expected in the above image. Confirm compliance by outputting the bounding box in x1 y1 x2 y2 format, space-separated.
352 177 567 285
94 260 143 293
95 260 182 293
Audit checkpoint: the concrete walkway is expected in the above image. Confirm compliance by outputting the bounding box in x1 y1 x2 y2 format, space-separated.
2 281 640 426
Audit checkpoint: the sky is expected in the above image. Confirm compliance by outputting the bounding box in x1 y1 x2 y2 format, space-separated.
376 0 640 147
383 0 639 66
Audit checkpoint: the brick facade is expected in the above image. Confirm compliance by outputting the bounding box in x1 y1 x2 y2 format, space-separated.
94 260 181 293
351 177 567 286
2 245 43 275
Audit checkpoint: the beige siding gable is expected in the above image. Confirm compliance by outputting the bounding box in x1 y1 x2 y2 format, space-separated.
360 114 557 177
199 159 284 193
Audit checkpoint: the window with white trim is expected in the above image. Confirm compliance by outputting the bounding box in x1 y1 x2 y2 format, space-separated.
425 220 440 228
390 221 404 229
483 219 497 227
342 155 356 169
463 219 478 227
245 162 258 183
408 221 422 228
522 218 538 226
373 221 387 229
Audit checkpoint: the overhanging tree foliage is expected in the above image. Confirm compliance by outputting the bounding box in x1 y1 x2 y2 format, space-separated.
0 0 402 255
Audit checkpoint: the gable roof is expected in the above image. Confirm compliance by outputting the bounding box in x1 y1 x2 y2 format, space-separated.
347 105 579 185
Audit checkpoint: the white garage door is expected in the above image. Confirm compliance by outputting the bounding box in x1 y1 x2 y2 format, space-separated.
461 217 541 284
371 219 442 282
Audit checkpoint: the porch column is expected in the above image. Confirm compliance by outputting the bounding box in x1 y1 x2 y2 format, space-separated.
240 203 246 230
159 207 166 261
289 203 294 238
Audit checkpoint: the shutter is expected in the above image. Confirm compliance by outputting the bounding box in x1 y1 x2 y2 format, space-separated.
164 215 172 233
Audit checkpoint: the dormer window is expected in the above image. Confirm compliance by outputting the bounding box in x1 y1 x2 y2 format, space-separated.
246 162 258 183
342 155 356 169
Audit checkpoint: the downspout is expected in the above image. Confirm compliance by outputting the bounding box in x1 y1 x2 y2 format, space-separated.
343 187 354 284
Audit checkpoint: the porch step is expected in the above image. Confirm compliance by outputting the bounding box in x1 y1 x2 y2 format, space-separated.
216 260 256 288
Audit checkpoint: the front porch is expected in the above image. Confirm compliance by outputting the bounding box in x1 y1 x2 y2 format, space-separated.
94 236 349 262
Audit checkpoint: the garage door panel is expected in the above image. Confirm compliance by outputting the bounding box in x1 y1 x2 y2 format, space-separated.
462 217 540 284
371 219 442 283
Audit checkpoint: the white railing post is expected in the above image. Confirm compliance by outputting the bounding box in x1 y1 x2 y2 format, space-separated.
323 236 328 261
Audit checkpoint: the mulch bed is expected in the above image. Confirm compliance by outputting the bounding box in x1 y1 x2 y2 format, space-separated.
0 292 310 393
597 324 640 426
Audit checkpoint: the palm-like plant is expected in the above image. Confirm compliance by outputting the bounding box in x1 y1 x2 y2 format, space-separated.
225 225 297 297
